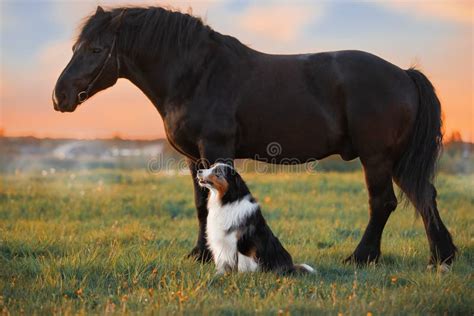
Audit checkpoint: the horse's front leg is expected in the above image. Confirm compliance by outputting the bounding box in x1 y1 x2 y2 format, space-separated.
187 143 234 262
187 158 213 262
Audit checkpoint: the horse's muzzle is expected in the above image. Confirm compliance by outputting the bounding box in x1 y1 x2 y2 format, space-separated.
52 88 79 113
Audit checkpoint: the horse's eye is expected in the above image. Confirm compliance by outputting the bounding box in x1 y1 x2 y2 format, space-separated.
92 48 102 54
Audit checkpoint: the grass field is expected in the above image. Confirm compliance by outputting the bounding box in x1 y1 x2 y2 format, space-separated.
1 170 473 314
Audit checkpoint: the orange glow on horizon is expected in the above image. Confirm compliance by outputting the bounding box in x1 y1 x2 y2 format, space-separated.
1 71 473 142
1 71 472 142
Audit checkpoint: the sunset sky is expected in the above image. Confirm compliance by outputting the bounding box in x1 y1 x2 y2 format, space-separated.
1 0 472 141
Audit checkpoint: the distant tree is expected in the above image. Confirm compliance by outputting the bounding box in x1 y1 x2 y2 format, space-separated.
112 132 123 140
446 130 463 143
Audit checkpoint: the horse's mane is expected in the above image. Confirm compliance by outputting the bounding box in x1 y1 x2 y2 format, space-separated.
77 6 212 58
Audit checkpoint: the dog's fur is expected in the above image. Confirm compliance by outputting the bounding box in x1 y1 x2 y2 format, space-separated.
197 163 314 275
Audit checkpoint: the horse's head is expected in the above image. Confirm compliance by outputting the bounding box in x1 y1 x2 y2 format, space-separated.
53 6 124 112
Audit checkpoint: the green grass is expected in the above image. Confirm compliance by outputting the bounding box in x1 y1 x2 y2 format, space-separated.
1 170 473 314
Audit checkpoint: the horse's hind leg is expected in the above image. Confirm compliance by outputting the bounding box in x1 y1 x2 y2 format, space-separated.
420 185 457 268
393 178 456 268
344 158 397 265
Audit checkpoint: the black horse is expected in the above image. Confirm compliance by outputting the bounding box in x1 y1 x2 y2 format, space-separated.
53 6 456 267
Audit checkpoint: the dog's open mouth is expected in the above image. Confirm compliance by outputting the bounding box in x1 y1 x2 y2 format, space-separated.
198 179 213 186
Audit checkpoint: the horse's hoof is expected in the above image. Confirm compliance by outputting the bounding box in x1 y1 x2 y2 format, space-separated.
427 251 455 272
427 263 451 273
187 246 213 263
343 251 380 266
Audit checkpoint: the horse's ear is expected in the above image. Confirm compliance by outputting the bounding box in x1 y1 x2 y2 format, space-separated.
110 10 126 33
96 6 105 15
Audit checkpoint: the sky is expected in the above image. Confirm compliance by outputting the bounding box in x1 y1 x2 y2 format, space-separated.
0 0 472 141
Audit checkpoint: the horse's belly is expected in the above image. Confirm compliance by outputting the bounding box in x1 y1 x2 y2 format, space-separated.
236 142 333 162
236 106 344 161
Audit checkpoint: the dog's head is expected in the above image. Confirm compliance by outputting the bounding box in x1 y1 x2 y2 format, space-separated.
197 163 248 200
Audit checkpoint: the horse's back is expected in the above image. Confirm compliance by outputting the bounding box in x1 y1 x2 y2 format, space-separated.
235 50 418 161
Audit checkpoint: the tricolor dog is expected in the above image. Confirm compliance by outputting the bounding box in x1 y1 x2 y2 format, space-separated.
197 163 314 275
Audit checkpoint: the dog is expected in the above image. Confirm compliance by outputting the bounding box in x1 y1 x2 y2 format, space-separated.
197 163 314 275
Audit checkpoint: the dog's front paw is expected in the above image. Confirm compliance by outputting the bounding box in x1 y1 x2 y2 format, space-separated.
215 267 226 276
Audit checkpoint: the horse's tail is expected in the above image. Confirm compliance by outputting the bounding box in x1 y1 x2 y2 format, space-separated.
394 68 443 223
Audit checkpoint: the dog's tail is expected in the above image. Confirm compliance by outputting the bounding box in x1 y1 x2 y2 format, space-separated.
293 263 315 274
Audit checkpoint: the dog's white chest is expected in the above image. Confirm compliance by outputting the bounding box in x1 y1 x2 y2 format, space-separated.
206 215 239 269
206 194 259 273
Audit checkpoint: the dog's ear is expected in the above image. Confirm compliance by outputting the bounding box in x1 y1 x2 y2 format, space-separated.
232 172 247 195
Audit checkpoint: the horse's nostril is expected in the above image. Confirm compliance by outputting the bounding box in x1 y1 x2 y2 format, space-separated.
53 90 65 104
52 89 70 112
59 92 66 102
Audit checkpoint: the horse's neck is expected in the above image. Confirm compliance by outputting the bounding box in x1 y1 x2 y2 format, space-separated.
120 48 209 116
119 55 167 115
119 35 252 116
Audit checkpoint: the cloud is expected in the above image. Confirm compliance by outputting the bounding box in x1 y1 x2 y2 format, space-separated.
380 0 473 25
47 1 323 45
238 3 323 41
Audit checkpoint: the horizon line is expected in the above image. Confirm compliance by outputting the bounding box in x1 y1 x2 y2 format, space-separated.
0 134 472 145
0 134 167 142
